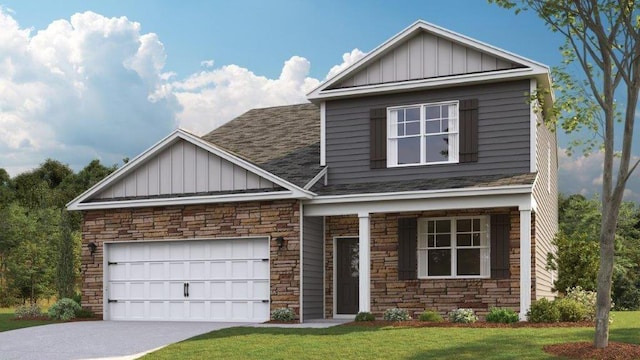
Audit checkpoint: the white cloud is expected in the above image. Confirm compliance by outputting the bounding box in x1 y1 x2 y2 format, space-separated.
558 149 640 202
325 48 367 79
0 9 178 174
0 8 375 178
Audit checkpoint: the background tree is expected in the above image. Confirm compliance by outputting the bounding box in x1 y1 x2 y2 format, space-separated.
491 0 640 347
56 210 76 299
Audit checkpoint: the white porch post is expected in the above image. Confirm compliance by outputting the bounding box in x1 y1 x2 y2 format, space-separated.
519 208 532 320
358 212 371 313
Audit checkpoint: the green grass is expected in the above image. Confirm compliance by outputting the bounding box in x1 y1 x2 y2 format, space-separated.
143 311 640 360
0 307 56 332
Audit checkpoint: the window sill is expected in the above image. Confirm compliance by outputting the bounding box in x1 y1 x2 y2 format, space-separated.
388 160 458 168
418 276 490 280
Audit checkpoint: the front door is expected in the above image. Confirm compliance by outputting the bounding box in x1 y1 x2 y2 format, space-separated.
336 237 359 314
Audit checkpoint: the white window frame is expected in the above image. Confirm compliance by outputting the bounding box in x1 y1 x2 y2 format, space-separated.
417 216 490 279
387 100 459 167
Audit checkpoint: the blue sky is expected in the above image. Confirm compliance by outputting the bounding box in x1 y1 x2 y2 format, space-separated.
0 1 638 201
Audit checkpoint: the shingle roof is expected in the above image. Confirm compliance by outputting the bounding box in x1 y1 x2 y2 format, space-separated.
201 103 321 188
202 103 535 196
311 173 536 196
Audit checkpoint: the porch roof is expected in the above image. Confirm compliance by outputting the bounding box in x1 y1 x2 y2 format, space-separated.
311 172 536 196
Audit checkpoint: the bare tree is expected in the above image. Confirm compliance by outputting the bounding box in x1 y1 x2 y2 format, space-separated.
491 0 640 348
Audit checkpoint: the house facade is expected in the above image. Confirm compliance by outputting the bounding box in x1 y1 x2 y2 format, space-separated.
68 20 558 322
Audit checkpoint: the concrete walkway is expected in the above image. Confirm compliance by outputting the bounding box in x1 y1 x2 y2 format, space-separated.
0 320 349 360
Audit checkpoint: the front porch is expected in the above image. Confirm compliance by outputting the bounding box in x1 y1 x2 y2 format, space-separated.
301 192 535 321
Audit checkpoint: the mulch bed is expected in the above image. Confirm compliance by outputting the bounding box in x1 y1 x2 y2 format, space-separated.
342 320 594 328
544 342 640 360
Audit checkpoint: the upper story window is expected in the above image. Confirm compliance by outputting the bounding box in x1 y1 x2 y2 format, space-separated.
387 101 459 167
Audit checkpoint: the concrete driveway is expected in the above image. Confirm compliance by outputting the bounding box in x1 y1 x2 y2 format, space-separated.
0 321 250 360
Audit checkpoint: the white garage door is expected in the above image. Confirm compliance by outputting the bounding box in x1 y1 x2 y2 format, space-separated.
106 238 270 322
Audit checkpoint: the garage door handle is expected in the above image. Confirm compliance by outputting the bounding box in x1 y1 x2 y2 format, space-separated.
183 283 187 297
186 283 190 297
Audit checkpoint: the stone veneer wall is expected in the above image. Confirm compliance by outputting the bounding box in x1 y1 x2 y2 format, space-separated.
81 200 301 318
324 208 535 319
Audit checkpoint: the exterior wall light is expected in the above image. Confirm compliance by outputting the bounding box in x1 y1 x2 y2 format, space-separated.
275 236 285 249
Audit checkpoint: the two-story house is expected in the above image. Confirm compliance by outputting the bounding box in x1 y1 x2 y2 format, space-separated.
68 20 558 322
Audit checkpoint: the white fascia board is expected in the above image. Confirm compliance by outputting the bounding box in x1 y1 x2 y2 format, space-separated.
307 19 550 100
307 184 533 205
304 192 533 217
320 101 326 166
67 129 314 210
68 191 300 211
303 167 328 190
308 68 547 101
530 79 538 173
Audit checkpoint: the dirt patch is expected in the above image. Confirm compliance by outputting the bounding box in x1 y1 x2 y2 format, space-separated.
544 342 640 360
342 320 594 328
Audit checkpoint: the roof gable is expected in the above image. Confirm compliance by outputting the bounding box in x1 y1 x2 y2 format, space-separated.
67 129 313 210
307 20 550 101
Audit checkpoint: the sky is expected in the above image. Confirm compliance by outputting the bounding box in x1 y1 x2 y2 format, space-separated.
0 0 638 201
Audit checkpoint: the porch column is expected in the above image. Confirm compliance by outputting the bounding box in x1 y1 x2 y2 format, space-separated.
358 212 371 313
519 209 532 320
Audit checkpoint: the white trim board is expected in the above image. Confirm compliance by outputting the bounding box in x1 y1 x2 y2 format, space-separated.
67 129 314 210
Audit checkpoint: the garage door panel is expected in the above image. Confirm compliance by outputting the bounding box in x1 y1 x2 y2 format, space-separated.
107 238 269 322
253 281 269 299
148 263 165 279
189 262 206 279
253 260 269 278
210 262 227 278
129 263 145 280
168 263 184 279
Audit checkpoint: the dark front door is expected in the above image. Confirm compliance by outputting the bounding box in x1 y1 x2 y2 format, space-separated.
336 237 359 314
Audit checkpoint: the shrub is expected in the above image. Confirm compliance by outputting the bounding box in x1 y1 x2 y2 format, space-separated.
527 298 560 323
486 307 519 323
449 308 478 323
76 308 95 319
14 304 43 319
555 298 587 322
271 307 295 322
383 308 411 321
48 298 81 321
355 311 375 321
418 310 443 322
565 286 598 321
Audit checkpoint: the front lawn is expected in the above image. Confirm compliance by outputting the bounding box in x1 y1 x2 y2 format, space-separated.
0 307 56 332
143 311 640 360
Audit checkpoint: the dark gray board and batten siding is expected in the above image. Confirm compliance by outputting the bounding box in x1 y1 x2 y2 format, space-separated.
302 216 324 321
325 80 532 185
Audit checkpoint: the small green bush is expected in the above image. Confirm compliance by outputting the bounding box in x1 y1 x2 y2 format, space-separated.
271 307 295 322
449 308 478 323
527 298 560 323
383 308 411 321
564 286 598 321
48 298 81 321
486 307 519 323
76 308 96 319
14 304 43 319
355 311 375 321
555 298 587 322
418 310 443 322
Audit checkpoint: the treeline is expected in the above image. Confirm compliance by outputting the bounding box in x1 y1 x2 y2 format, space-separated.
0 159 117 306
549 194 640 310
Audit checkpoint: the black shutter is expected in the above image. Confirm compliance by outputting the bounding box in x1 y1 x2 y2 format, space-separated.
459 99 479 163
398 217 417 280
490 214 511 279
370 108 387 169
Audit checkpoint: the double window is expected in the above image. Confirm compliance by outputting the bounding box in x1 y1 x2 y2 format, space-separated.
417 216 490 278
388 101 459 166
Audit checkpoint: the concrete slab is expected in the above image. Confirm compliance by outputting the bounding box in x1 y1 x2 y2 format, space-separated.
0 321 250 360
